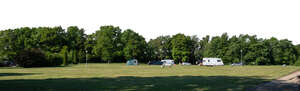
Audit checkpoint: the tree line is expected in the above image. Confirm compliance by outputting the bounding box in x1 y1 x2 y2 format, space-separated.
0 25 300 67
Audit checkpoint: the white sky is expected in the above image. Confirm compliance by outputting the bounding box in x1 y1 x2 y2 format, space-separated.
0 0 299 44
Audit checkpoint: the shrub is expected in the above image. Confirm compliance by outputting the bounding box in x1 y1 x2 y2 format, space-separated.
60 46 68 66
46 52 63 66
15 48 48 67
72 50 78 64
51 53 63 66
294 58 300 66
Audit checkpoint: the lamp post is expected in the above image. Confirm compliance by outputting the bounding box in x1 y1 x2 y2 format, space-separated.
240 49 243 65
85 50 88 68
241 38 249 65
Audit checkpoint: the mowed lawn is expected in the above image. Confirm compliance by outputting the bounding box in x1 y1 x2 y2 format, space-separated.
0 64 299 91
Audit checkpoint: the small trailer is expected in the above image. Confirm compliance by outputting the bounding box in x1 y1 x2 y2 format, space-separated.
202 58 224 66
126 59 138 65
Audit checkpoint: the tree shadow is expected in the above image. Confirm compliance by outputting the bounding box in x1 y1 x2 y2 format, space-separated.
0 76 271 91
0 65 73 69
247 80 300 91
0 73 41 77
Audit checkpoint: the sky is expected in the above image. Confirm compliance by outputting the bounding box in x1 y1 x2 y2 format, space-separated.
0 0 299 44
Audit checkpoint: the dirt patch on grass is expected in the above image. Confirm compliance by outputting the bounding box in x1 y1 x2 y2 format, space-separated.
248 71 300 91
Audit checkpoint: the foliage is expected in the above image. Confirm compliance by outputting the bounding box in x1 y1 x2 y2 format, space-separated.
14 48 48 67
171 34 190 63
36 27 65 53
0 26 299 65
147 36 172 61
121 29 147 61
66 26 85 64
194 35 210 61
60 46 69 66
0 26 89 67
94 26 122 63
294 58 300 66
45 51 63 66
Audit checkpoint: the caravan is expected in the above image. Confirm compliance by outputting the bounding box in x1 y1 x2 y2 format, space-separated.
161 59 175 64
161 59 174 68
202 58 224 66
126 59 138 65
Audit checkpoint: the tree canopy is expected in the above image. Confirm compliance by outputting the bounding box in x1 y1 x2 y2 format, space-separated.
0 25 299 67
94 26 122 63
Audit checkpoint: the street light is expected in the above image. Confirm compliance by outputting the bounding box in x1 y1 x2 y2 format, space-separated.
85 50 88 68
241 38 250 65
240 49 243 65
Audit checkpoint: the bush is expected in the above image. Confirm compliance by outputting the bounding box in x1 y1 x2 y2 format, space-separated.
72 50 78 64
46 52 63 66
51 53 63 66
60 46 69 66
294 59 300 66
15 48 48 67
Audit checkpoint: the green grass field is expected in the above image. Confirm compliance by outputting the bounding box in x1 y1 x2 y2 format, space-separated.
0 63 299 91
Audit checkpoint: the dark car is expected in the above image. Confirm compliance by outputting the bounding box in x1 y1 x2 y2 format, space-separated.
0 61 15 67
148 61 163 65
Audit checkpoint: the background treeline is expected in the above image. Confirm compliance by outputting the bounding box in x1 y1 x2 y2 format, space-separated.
0 26 85 67
0 25 300 67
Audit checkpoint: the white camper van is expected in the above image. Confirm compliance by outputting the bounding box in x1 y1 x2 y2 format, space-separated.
161 59 175 65
161 59 175 68
202 58 224 66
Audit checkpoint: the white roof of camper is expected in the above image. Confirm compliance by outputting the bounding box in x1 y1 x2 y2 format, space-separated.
203 58 221 60
161 59 174 61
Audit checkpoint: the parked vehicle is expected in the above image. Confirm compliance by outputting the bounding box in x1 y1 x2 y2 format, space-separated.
126 59 138 65
0 61 15 67
161 59 174 68
161 59 175 65
182 62 191 65
202 58 224 66
231 62 243 66
148 61 163 65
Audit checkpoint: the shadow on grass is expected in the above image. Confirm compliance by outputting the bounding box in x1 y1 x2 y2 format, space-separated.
0 73 41 77
247 80 300 91
0 65 72 69
0 75 271 91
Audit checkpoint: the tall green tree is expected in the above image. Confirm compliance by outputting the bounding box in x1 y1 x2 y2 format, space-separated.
171 33 190 63
296 44 300 60
66 26 85 64
223 35 240 64
84 33 98 62
194 35 210 61
94 26 122 63
0 30 15 62
60 46 69 66
272 39 297 65
147 35 172 60
187 35 199 64
121 29 146 61
36 27 65 53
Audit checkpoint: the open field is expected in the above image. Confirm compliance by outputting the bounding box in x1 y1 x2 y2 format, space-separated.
0 64 299 91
